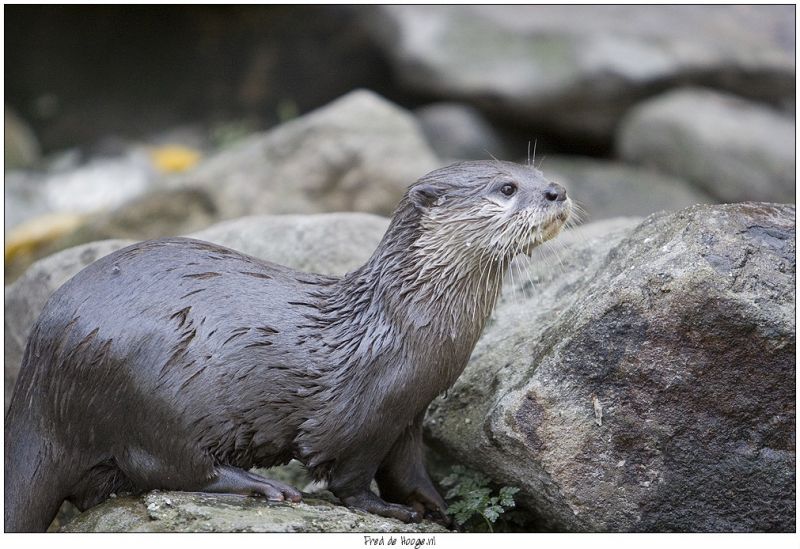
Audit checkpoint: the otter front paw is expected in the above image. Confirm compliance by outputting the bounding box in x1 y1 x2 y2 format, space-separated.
342 491 422 523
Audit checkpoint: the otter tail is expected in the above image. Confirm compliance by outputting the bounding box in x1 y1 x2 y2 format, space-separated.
4 346 71 532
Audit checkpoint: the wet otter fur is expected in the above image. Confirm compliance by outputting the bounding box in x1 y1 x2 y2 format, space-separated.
4 160 571 532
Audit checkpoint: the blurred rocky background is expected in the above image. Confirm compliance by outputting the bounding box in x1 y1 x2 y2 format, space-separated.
5 5 795 282
4 5 796 533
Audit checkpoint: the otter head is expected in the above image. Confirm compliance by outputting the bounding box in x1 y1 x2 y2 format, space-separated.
407 160 572 263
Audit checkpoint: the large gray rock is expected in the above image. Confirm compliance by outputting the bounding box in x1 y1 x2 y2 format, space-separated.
543 155 715 221
172 89 440 219
4 213 389 407
368 5 794 142
60 491 447 533
617 88 795 204
426 203 795 532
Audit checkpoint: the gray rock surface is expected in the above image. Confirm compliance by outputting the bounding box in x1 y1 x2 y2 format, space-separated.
426 203 795 532
617 88 795 204
4 213 389 407
190 213 389 276
171 89 440 219
543 155 715 221
415 102 506 160
60 491 447 533
369 5 794 141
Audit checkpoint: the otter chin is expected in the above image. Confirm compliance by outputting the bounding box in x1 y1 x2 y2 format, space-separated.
5 160 571 532
521 208 573 255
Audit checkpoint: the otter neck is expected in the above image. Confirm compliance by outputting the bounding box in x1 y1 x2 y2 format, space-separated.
323 209 512 392
295 209 513 472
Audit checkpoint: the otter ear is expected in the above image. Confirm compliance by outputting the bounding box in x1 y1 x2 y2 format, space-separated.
409 183 441 210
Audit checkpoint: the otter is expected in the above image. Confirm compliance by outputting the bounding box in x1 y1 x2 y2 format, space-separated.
4 160 571 532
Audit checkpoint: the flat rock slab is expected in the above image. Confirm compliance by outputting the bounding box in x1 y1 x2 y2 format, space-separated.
61 491 448 533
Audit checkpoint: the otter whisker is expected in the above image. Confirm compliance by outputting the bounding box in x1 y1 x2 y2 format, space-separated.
543 239 568 277
513 223 534 295
519 224 534 296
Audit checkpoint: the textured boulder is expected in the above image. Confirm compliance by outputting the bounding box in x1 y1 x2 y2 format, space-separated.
4 213 389 407
617 88 795 204
426 203 795 532
171 89 439 219
544 156 714 221
60 491 447 533
368 5 794 142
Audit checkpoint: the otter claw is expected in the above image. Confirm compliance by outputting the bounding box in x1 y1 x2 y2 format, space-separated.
412 501 452 528
342 491 421 523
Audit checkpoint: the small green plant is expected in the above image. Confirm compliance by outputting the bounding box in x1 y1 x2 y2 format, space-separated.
440 465 520 532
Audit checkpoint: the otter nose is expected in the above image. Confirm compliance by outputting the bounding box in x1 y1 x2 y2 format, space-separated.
544 182 567 202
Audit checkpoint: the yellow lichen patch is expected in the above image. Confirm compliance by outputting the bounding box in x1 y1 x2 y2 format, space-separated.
150 145 201 173
5 212 86 263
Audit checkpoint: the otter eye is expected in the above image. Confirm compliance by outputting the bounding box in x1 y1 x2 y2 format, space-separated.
500 183 517 197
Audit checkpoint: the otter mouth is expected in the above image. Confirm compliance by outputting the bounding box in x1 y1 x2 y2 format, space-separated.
520 202 571 256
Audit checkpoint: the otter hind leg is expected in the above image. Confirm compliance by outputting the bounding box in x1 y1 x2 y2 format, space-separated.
69 457 135 511
200 466 302 503
325 445 422 523
116 444 301 503
376 412 450 526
